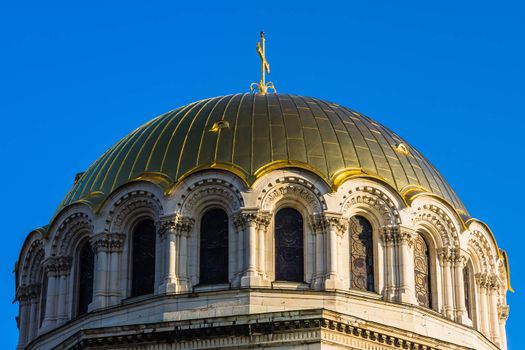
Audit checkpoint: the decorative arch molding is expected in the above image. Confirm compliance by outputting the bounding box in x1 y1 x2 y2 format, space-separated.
258 176 326 213
20 239 45 286
106 190 164 233
412 204 459 248
468 230 496 274
339 185 400 227
50 212 94 256
178 178 245 216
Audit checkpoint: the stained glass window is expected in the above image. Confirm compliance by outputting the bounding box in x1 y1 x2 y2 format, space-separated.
77 242 94 316
131 219 156 297
199 209 229 285
275 208 304 282
349 216 374 292
414 234 432 308
463 264 472 319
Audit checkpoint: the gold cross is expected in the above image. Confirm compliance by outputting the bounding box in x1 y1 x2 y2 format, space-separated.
250 32 276 95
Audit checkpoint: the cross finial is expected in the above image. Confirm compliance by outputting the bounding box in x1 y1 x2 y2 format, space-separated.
250 32 276 95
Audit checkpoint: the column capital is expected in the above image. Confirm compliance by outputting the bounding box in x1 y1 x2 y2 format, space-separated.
396 227 416 246
379 225 399 244
437 247 454 264
43 257 61 277
57 256 73 276
90 232 111 253
323 213 348 237
158 215 194 238
498 304 510 321
309 213 325 234
452 248 469 267
256 212 271 230
108 233 127 252
16 285 30 302
475 272 490 289
27 283 41 301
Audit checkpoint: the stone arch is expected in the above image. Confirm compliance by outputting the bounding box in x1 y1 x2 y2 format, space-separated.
20 238 45 286
340 185 401 228
258 176 326 214
179 178 244 217
106 189 164 234
412 204 459 248
50 212 94 257
467 230 495 274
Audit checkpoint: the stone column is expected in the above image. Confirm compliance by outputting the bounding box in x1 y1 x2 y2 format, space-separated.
107 234 126 305
452 249 470 325
310 214 325 290
56 256 72 324
241 209 264 287
498 304 509 350
396 227 416 304
438 247 454 319
158 215 194 293
256 212 271 281
41 257 59 331
16 286 30 349
323 213 347 290
90 233 110 310
380 226 397 301
488 274 501 346
27 283 41 341
233 213 246 286
476 273 490 337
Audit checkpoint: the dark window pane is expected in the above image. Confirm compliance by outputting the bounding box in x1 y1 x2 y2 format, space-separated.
349 216 374 292
199 209 229 285
275 208 304 282
464 265 472 319
78 242 94 316
414 234 432 308
131 219 156 297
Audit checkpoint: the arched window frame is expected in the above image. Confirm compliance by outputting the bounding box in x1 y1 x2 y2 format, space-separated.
413 231 439 311
271 203 308 284
74 239 94 317
348 215 376 293
128 217 156 298
197 207 230 286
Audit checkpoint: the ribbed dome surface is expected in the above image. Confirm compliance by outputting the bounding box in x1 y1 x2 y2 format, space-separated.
61 93 466 214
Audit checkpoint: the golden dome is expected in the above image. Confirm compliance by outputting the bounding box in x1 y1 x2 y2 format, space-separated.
61 93 467 214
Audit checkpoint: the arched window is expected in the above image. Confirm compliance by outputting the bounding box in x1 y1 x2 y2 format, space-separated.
275 208 304 282
414 234 432 308
131 219 156 297
463 264 472 320
349 215 374 292
199 209 229 285
77 242 94 316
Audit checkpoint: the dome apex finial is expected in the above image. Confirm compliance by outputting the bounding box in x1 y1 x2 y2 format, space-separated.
250 31 276 95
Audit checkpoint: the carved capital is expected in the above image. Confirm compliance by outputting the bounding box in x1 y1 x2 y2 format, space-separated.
57 256 73 276
437 247 453 264
16 285 30 302
109 233 127 252
158 215 194 238
380 226 398 244
498 304 510 321
451 248 468 267
475 272 489 289
27 283 41 301
256 212 271 230
43 257 60 276
309 214 325 234
233 212 247 230
396 229 415 246
323 214 348 237
90 232 112 253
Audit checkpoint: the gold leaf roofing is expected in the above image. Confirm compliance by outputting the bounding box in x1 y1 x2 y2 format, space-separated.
60 93 467 215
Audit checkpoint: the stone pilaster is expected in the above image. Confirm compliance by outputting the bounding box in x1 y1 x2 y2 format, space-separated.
107 234 126 305
438 247 454 319
27 283 41 341
240 209 267 287
89 233 111 310
56 256 72 324
451 248 471 325
310 214 326 290
379 226 397 301
256 212 271 282
158 215 194 293
16 286 31 349
323 213 347 290
475 272 491 337
488 274 501 346
233 212 246 286
41 257 60 331
396 227 416 304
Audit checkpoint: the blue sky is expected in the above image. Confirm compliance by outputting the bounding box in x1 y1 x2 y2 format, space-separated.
1 1 523 348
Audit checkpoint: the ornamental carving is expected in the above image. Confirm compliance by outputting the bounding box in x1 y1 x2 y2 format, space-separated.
180 179 244 215
157 215 195 238
323 214 348 237
108 190 163 232
341 186 400 226
52 212 93 256
413 204 459 247
468 230 495 273
259 177 325 212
